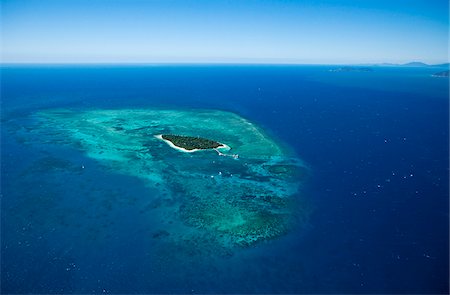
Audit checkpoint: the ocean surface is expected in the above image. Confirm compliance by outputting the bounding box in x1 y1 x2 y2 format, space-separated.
1 65 449 294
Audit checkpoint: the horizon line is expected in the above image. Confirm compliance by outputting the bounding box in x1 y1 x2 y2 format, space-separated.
1 61 449 67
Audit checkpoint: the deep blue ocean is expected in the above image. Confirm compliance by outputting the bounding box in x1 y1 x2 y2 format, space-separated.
1 65 449 294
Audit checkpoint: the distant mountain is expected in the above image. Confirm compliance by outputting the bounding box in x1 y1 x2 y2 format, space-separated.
374 62 449 68
402 61 429 67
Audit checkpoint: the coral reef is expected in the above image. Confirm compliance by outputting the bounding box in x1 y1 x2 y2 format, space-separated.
30 108 309 248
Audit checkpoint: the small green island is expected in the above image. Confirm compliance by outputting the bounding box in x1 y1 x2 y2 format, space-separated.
156 134 229 152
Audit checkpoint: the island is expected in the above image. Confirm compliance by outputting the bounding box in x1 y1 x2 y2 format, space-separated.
432 70 449 78
155 134 230 152
329 67 373 72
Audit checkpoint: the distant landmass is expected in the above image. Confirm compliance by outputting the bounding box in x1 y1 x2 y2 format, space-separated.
432 63 450 68
376 62 449 68
329 67 373 72
330 62 449 71
431 70 449 78
402 62 430 67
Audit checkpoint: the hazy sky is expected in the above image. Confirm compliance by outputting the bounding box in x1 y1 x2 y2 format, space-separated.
1 0 448 64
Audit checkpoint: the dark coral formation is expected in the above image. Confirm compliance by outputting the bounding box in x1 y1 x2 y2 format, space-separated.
161 134 223 150
182 206 290 246
179 191 293 247
264 164 309 181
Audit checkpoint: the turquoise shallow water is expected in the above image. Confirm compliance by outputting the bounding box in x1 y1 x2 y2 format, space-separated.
1 65 448 293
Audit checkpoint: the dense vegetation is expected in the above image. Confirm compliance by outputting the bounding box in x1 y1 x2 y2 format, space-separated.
161 134 222 150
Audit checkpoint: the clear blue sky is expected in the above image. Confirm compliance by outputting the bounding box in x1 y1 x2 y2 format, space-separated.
1 0 448 64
